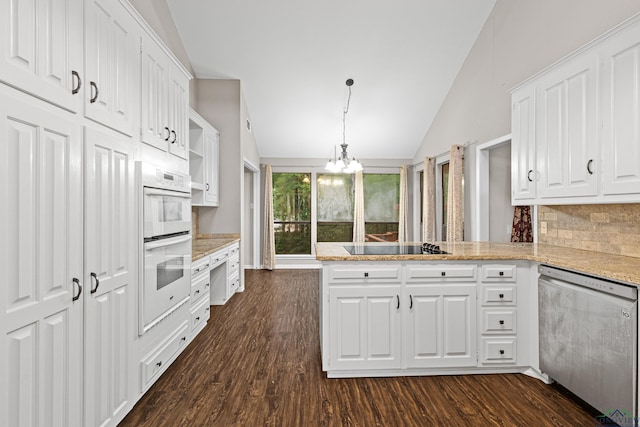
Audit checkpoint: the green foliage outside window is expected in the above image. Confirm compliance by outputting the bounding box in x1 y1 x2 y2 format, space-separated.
273 173 311 254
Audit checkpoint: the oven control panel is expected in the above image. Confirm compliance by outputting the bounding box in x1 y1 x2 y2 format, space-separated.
138 161 191 194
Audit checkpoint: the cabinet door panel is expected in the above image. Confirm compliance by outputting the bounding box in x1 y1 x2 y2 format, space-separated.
140 34 168 151
536 56 597 198
0 90 83 427
84 0 138 135
0 0 83 111
601 32 640 195
405 285 476 368
329 286 401 370
511 86 536 202
84 126 134 426
168 66 188 159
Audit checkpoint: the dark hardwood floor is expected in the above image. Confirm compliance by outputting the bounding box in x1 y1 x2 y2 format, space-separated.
120 269 599 426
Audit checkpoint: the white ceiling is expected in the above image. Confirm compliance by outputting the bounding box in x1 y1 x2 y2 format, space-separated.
166 0 496 160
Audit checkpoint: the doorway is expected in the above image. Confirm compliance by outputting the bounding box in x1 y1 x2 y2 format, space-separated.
474 135 513 242
243 160 260 269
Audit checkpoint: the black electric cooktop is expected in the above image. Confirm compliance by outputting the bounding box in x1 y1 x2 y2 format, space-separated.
343 243 449 255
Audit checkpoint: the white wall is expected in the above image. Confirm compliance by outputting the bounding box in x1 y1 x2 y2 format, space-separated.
197 80 242 234
488 144 512 241
412 0 640 162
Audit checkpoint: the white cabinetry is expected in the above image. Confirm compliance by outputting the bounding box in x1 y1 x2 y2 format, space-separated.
84 0 139 136
329 285 402 371
83 125 135 426
511 85 537 202
190 256 211 337
0 87 83 427
140 32 188 159
404 264 477 368
211 242 241 305
511 15 640 204
600 26 640 196
189 108 220 206
0 0 84 112
478 264 522 366
535 55 598 199
321 261 531 377
404 284 476 368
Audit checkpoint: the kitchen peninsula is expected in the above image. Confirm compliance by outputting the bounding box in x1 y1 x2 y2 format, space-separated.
316 241 640 381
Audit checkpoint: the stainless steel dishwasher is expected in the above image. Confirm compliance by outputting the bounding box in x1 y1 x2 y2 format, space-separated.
539 264 638 418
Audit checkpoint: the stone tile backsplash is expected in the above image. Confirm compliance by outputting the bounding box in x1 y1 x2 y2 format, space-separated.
538 204 640 258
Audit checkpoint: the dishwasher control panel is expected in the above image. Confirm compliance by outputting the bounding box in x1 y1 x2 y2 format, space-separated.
539 264 637 300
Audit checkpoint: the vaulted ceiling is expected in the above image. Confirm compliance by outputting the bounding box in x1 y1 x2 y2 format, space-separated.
167 0 496 160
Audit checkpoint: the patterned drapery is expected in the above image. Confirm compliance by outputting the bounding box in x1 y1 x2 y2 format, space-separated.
511 206 533 242
446 145 464 242
262 164 276 270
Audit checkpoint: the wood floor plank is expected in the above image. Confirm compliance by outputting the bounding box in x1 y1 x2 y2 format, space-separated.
119 269 599 426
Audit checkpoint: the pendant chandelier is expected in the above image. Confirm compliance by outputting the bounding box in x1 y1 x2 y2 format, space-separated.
325 79 363 173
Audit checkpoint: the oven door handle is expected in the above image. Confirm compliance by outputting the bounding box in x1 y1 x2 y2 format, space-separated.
144 188 191 198
145 235 192 250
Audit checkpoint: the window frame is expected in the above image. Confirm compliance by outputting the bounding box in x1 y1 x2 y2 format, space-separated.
271 165 401 259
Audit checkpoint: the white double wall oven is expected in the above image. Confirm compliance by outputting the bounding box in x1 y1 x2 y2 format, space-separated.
139 162 192 334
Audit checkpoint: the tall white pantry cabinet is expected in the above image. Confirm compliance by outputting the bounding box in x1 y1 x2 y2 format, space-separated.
0 0 192 426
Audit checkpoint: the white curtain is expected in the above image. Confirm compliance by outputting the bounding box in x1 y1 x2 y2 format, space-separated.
398 165 408 243
353 170 365 242
422 157 435 242
262 164 276 270
446 145 464 242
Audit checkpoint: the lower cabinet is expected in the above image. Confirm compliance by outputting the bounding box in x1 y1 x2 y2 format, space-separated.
404 284 477 368
329 285 402 371
323 262 530 376
140 321 189 391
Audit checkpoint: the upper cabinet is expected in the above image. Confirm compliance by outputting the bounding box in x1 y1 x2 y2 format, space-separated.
0 0 84 112
189 108 220 206
600 28 640 196
141 32 189 160
511 85 537 202
84 0 140 136
511 14 640 205
535 54 598 199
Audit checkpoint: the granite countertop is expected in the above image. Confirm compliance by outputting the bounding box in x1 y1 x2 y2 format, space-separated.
315 241 640 286
192 236 240 261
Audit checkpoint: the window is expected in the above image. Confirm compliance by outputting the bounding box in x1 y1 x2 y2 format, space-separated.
363 174 400 242
272 173 311 254
317 174 353 242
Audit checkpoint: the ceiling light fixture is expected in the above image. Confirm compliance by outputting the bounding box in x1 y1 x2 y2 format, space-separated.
325 79 363 173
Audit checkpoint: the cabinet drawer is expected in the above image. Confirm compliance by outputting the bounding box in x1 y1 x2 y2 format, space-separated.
191 256 211 278
328 265 401 282
481 338 517 364
141 322 189 389
481 265 517 281
481 309 516 334
229 275 240 294
190 295 210 332
406 265 476 281
482 286 516 304
228 243 239 257
210 248 228 266
191 273 210 302
228 254 240 277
